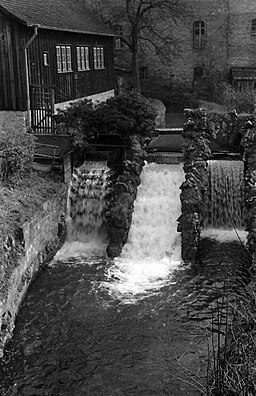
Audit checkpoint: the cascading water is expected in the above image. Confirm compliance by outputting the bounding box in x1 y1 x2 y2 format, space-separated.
203 159 246 241
57 161 110 257
103 162 184 300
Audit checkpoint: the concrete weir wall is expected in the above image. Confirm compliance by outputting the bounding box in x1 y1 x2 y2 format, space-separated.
0 194 66 356
179 108 256 265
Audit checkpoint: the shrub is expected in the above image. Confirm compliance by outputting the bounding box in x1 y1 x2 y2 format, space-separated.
55 99 96 147
55 93 157 147
222 84 256 114
0 129 35 182
141 77 199 110
95 92 156 139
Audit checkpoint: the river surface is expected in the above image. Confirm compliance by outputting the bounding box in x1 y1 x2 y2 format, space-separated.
0 161 250 395
0 234 250 396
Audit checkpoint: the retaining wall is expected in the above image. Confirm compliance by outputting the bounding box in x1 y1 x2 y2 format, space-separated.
0 194 66 356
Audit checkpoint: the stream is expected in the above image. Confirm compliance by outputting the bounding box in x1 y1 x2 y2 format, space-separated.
0 160 250 395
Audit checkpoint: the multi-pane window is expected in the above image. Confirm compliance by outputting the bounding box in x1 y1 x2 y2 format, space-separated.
113 25 124 49
76 46 90 71
56 45 72 73
139 66 148 80
193 21 206 49
93 46 105 69
252 19 256 36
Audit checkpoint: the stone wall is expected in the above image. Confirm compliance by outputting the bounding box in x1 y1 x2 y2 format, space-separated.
0 194 66 356
0 111 27 133
54 90 115 113
180 108 251 264
140 0 256 86
241 119 256 264
228 0 256 68
105 135 145 258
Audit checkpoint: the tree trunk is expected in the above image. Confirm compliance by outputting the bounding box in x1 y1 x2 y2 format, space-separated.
131 25 141 93
131 49 140 93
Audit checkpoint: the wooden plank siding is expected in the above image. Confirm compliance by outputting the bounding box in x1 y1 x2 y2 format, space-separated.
27 29 115 104
0 8 115 111
0 11 27 110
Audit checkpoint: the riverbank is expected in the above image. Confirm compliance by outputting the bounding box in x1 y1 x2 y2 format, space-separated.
0 234 251 395
0 171 67 355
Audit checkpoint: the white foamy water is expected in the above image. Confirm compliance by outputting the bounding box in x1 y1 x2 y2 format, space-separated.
201 228 247 243
53 240 107 263
51 161 110 264
66 161 110 243
103 162 184 301
205 160 245 229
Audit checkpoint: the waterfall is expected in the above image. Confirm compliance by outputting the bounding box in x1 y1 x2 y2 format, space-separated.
204 160 245 229
66 161 110 244
104 162 184 299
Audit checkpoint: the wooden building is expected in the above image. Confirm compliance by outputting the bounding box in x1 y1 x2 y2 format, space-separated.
0 0 115 133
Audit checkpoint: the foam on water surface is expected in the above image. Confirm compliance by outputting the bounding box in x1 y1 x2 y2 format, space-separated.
201 228 247 243
102 162 184 301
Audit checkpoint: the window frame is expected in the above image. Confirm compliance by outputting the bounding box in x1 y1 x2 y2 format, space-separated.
193 66 204 82
113 25 124 49
139 66 148 80
93 46 105 70
251 19 256 37
56 45 73 73
43 51 50 67
76 46 90 71
193 21 206 49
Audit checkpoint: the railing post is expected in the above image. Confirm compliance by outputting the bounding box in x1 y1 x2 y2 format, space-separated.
51 88 55 134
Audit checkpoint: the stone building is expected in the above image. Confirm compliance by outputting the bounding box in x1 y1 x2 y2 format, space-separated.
139 0 256 89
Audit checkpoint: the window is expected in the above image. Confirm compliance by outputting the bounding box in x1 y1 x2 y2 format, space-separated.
43 52 49 66
56 45 72 73
194 66 204 81
76 46 90 71
252 19 256 36
193 21 206 49
139 66 148 80
93 46 104 69
113 25 124 49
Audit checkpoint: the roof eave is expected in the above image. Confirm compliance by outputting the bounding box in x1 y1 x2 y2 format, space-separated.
26 22 115 37
0 5 115 37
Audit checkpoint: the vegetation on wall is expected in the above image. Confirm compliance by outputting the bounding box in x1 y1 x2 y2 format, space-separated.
0 129 35 183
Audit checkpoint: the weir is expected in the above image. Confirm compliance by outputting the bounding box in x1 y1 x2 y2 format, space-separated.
204 160 245 229
66 161 110 244
104 162 184 299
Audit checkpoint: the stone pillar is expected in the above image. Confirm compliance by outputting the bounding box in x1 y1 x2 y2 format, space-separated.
179 108 211 264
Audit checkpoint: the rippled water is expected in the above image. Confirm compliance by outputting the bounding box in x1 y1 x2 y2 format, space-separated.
0 234 250 396
0 161 250 395
0 250 200 396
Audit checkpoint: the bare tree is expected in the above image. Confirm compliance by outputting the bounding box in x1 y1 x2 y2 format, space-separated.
85 0 188 92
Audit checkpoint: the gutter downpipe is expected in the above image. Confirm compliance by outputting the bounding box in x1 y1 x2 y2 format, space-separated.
25 26 38 127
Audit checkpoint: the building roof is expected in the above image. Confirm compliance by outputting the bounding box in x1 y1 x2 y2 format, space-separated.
0 0 114 36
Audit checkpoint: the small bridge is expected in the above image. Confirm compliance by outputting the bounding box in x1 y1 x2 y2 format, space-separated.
147 127 183 164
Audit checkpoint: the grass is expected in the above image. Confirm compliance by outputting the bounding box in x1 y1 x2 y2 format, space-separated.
205 280 256 396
